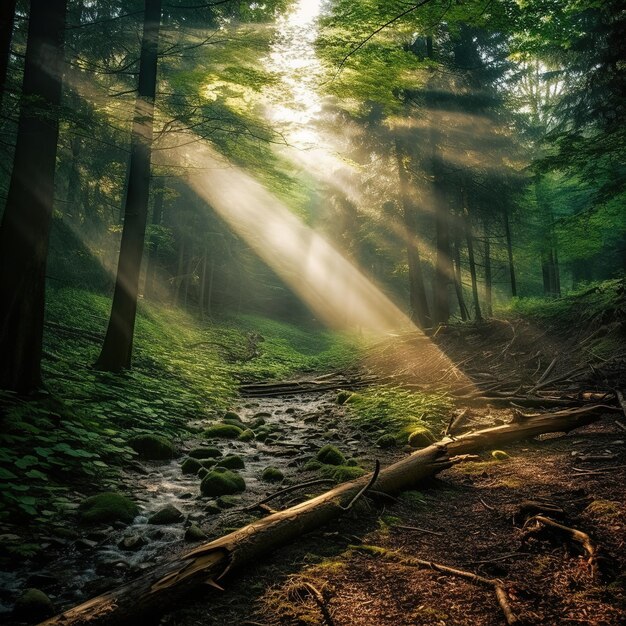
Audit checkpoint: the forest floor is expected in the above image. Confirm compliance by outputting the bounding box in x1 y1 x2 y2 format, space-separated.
1 281 625 625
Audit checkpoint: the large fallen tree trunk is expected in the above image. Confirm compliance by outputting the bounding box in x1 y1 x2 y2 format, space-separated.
39 404 618 626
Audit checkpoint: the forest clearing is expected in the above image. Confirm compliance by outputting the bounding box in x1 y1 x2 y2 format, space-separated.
0 1 624 625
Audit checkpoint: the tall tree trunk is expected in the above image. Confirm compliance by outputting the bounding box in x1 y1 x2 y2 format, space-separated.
462 187 482 322
144 177 164 299
174 235 185 305
206 258 214 317
66 133 82 224
452 232 469 321
394 138 431 328
483 225 493 317
95 0 161 372
0 0 16 99
502 204 517 297
0 0 67 394
432 179 452 324
199 248 207 320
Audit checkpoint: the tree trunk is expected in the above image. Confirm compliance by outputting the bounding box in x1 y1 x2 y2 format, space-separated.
503 205 517 297
0 0 67 394
174 234 185 305
0 0 16 99
462 188 482 321
144 177 164 300
394 138 431 328
432 172 452 324
95 0 161 372
39 404 613 626
452 234 469 321
483 225 493 317
66 133 82 224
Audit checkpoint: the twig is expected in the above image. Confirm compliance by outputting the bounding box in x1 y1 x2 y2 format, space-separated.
469 552 530 564
353 545 518 625
302 582 336 626
393 525 444 536
529 356 558 392
243 479 335 512
339 460 380 511
524 515 598 578
479 497 495 511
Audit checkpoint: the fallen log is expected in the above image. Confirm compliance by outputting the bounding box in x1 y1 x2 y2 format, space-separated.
39 403 617 626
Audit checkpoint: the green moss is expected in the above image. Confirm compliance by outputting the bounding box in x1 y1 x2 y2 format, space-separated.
13 588 54 622
184 524 207 542
261 466 284 482
585 499 621 519
407 427 435 448
204 423 243 439
128 434 176 460
376 434 397 448
215 454 245 470
188 447 222 459
238 429 255 442
200 468 246 496
316 445 346 466
181 458 202 474
303 459 323 471
491 450 510 460
148 504 184 525
78 492 139 524
223 411 242 422
336 390 354 405
321 464 366 482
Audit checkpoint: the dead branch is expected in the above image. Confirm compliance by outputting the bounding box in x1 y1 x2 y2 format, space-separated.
243 479 335 512
353 545 518 625
302 582 336 626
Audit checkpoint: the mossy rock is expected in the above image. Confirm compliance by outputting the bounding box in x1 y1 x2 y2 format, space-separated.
223 411 242 422
216 495 239 509
204 423 243 439
200 468 246 497
346 458 359 467
261 466 284 483
13 588 54 623
376 434 397 448
128 434 176 460
181 458 202 475
303 459 323 471
238 429 255 442
407 427 435 449
198 467 209 479
78 492 139 524
316 445 345 466
322 465 366 482
188 447 222 460
215 455 245 470
184 524 207 542
148 504 184 525
336 390 353 405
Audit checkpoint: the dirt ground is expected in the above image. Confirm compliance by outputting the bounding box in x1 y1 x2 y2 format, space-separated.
161 412 625 626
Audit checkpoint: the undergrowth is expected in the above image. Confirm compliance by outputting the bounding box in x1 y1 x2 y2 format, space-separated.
0 287 362 525
342 385 453 439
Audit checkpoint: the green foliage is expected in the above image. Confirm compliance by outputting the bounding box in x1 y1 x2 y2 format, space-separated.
343 385 452 438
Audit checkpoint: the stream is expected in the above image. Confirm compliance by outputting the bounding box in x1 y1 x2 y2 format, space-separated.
0 390 373 618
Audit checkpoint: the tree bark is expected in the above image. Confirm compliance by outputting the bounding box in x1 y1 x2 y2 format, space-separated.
432 171 452 324
0 0 16 99
144 176 164 300
0 0 67 394
452 234 469 321
461 188 482 321
503 205 517 297
483 225 493 317
394 138 431 328
95 0 161 372
38 404 613 626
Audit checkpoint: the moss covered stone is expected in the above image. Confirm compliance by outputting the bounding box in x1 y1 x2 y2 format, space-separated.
216 495 239 508
184 524 207 542
322 465 366 482
261 466 284 482
204 423 243 439
215 454 245 470
128 434 176 460
181 458 202 474
78 492 139 524
303 459 323 471
198 467 209 479
407 427 435 449
200 468 246 496
188 447 222 460
148 504 184 525
223 411 241 422
13 588 54 623
238 429 255 442
376 434 397 448
316 444 345 466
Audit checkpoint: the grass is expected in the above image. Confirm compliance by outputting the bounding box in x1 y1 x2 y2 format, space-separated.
0 286 363 526
341 385 453 440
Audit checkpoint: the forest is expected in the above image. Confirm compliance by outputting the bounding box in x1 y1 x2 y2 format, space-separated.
0 0 624 624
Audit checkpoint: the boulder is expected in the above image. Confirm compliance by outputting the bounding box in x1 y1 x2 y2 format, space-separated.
187 447 222 460
128 434 176 460
204 424 243 439
148 504 184 525
78 492 139 525
261 466 284 483
407 427 436 449
13 588 54 623
200 468 246 497
316 445 346 466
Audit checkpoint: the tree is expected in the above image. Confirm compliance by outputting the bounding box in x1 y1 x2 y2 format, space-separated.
95 0 162 371
0 0 17 98
0 0 67 393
